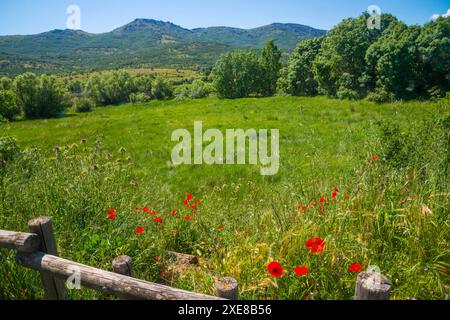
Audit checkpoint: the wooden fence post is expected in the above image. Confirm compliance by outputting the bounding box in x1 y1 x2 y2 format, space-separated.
112 255 133 300
28 217 67 300
112 255 133 277
215 277 239 300
354 271 392 300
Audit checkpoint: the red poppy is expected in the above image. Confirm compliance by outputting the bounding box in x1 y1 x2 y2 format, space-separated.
107 209 116 214
320 197 325 206
184 216 191 221
371 156 379 162
333 187 339 193
306 238 326 254
153 218 163 223
107 213 117 220
310 201 317 207
150 211 157 216
294 266 309 276
331 191 338 199
155 256 161 262
183 200 189 205
217 225 225 230
348 263 363 273
142 207 150 213
268 261 283 278
186 194 193 201
136 227 144 234
171 210 177 216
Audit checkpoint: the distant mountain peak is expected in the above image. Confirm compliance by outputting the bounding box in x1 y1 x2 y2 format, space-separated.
113 18 191 34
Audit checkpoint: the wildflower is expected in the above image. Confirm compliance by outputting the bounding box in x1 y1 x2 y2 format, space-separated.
136 227 144 234
184 216 191 221
371 156 379 162
171 210 177 216
217 225 225 230
310 201 317 207
155 256 161 262
150 211 157 216
331 191 338 199
348 263 363 273
107 213 117 220
298 205 308 214
153 218 163 223
306 238 326 254
320 197 325 206
107 209 117 214
268 261 283 278
142 207 150 213
294 266 309 277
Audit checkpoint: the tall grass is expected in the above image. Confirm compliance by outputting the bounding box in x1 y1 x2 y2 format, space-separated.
0 97 448 300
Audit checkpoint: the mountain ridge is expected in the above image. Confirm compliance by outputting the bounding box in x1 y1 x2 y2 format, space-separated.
0 18 327 76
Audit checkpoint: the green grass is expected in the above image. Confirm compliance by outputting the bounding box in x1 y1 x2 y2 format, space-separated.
0 96 448 300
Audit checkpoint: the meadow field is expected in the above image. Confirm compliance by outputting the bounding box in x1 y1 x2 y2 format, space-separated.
0 96 448 300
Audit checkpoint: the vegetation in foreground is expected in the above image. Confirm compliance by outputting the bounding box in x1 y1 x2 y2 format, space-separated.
1 96 448 300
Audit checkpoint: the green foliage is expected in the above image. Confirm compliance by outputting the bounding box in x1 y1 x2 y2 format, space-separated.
260 41 282 96
211 50 264 98
416 17 450 97
74 97 95 113
151 78 173 100
14 73 70 119
0 89 19 120
175 80 211 99
129 92 151 103
366 22 422 100
280 37 323 96
0 136 19 163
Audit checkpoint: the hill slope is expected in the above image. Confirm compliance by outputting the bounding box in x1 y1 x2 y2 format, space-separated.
0 19 326 76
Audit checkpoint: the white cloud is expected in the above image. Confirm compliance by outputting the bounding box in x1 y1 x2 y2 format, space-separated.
431 9 450 21
443 9 450 18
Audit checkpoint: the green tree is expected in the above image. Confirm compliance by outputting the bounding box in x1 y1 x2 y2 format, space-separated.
151 78 173 100
281 37 324 96
260 40 282 96
313 13 397 98
416 17 450 97
0 89 19 120
212 50 263 98
366 22 422 100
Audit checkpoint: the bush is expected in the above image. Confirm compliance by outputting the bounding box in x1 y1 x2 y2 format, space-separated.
336 87 359 100
367 88 395 103
0 89 19 120
151 79 173 100
14 73 70 119
189 80 210 99
129 92 151 103
0 136 20 163
74 97 95 113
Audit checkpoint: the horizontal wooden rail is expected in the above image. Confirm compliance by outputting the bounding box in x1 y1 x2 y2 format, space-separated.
16 251 223 300
0 230 40 253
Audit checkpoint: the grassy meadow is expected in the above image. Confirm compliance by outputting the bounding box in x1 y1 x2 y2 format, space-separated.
0 96 449 300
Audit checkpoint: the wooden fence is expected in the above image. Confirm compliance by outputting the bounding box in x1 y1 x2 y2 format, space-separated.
0 216 391 300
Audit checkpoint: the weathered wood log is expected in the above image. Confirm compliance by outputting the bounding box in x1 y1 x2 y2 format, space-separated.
0 230 40 253
355 271 392 300
16 252 223 300
28 217 67 300
215 277 239 300
167 251 198 265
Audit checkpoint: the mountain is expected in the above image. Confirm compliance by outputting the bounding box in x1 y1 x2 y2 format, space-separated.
0 19 326 76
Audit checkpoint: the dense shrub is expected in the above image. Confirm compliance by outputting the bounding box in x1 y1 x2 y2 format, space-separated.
129 92 151 103
151 79 173 100
0 89 19 120
73 97 95 113
14 73 70 118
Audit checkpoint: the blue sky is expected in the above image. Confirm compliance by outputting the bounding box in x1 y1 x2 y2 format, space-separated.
0 0 449 35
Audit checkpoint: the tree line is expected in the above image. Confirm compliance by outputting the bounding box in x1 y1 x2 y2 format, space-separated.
213 13 449 101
